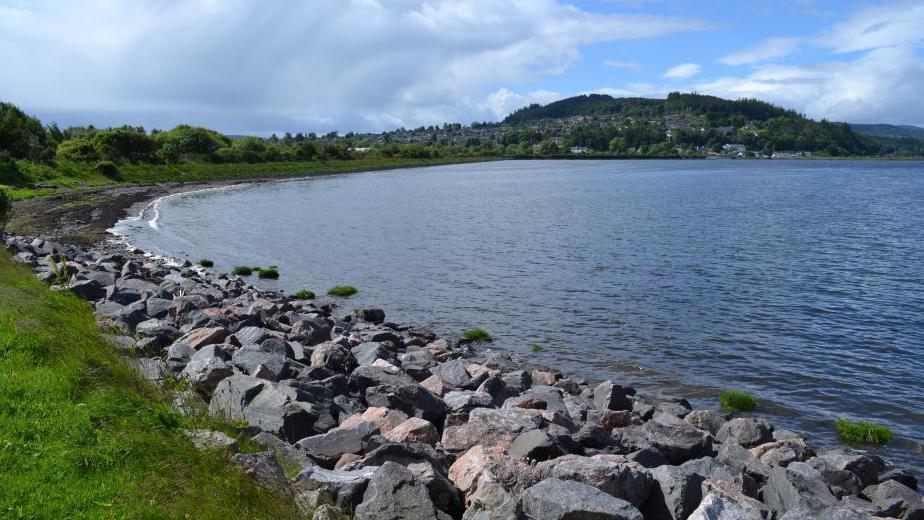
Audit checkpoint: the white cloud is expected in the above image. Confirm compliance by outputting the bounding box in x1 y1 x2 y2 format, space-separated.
819 0 924 53
588 84 661 98
0 0 706 133
603 60 642 71
481 88 564 121
673 0 924 125
718 37 801 66
692 45 924 124
663 62 701 78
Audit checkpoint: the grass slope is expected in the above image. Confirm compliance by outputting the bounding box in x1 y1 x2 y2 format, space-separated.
2 156 487 200
0 250 302 519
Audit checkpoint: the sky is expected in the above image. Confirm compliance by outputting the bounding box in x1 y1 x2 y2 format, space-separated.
1 0 922 134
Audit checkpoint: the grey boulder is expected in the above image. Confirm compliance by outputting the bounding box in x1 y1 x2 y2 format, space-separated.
444 390 494 413
354 461 449 520
135 318 181 342
716 418 773 449
763 462 838 515
70 279 106 301
809 450 883 495
684 410 730 436
508 429 567 462
862 480 924 519
293 465 379 509
180 344 233 395
594 380 635 412
295 421 381 465
231 451 291 497
519 478 643 520
528 454 653 509
209 375 318 442
616 416 714 465
642 464 704 520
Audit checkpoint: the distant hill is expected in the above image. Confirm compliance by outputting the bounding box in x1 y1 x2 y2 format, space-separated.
849 124 924 139
503 92 798 125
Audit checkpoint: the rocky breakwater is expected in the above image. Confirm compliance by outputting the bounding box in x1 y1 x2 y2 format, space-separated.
5 233 923 520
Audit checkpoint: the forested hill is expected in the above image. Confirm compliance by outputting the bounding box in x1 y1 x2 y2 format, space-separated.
850 124 924 139
500 92 924 157
504 92 797 125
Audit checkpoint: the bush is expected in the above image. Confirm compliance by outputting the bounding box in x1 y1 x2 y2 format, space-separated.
835 418 894 445
232 266 253 276
94 161 122 180
257 268 279 279
327 286 358 297
0 102 54 161
293 290 315 300
0 187 11 231
153 125 230 163
55 139 99 163
230 136 268 163
462 328 493 342
719 391 758 412
198 259 214 268
91 128 154 163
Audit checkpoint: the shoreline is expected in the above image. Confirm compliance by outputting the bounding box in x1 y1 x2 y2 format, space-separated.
2 230 920 519
6 157 495 247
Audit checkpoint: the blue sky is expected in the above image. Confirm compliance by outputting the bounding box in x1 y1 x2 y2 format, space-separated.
1 0 922 134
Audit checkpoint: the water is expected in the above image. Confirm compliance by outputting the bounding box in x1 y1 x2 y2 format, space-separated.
115 159 924 472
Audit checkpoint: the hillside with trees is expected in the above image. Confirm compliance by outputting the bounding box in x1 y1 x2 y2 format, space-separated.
850 123 924 139
501 92 902 157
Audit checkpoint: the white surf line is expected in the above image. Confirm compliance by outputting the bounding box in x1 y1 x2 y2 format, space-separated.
105 182 257 267
104 169 372 266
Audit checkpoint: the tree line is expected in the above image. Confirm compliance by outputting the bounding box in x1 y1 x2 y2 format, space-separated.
0 102 455 178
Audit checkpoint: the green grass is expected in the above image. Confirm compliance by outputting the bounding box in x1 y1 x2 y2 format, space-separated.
257 268 280 280
198 259 214 268
0 250 303 518
719 390 758 412
1 156 490 200
327 286 358 297
462 328 494 342
529 344 545 352
835 418 894 445
293 290 315 300
232 266 253 276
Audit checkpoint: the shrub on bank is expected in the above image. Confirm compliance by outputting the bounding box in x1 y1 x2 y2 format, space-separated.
293 289 315 300
198 259 214 268
327 286 358 297
463 328 493 342
232 266 253 276
94 160 122 180
257 268 279 279
0 187 10 232
55 138 99 163
835 418 894 445
719 390 758 412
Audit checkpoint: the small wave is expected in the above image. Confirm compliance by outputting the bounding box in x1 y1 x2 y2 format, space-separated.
148 200 161 230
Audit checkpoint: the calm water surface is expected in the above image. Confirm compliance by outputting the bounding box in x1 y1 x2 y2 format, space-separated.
115 160 924 472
